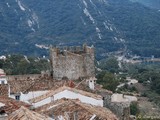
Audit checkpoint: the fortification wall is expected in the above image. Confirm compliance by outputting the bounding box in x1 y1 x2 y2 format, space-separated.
84 54 95 77
7 74 42 81
52 51 86 80
104 94 130 120
50 45 95 80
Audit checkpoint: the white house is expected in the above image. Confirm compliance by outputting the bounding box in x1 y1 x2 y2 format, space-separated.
0 69 7 84
10 91 49 102
28 86 103 108
0 56 6 60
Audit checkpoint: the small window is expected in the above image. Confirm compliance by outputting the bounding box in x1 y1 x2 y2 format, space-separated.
0 110 6 115
102 97 105 100
1 81 5 84
15 95 20 100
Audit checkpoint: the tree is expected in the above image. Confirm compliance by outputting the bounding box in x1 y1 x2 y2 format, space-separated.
16 59 30 74
99 57 119 73
130 102 139 115
0 54 50 75
97 72 119 92
0 60 4 68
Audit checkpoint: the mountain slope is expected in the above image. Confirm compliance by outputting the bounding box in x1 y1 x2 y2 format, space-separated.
130 0 160 9
1 0 160 58
0 0 40 55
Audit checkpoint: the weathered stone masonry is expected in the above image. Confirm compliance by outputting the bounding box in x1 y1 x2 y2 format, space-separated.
104 94 130 120
50 44 95 80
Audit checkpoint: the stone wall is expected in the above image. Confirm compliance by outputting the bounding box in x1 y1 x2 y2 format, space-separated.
104 94 130 120
50 44 95 80
7 74 42 81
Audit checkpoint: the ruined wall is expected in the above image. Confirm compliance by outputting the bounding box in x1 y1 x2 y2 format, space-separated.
0 84 9 96
104 94 130 120
7 74 42 81
50 45 95 80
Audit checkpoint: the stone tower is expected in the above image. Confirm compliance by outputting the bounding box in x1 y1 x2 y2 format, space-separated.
50 44 95 80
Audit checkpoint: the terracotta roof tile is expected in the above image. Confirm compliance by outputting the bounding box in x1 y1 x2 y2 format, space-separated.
8 75 112 97
0 96 31 114
0 84 9 96
8 76 73 94
8 106 52 120
35 98 118 120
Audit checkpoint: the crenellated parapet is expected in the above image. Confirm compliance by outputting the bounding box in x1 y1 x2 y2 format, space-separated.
50 44 94 57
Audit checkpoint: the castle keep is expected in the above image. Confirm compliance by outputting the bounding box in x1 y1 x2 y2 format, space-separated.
50 44 95 80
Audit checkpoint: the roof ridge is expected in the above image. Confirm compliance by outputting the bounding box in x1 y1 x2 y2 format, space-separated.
8 106 51 120
75 101 117 120
34 98 118 120
29 86 102 103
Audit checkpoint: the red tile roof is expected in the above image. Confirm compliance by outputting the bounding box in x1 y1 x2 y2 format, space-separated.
0 85 9 96
8 106 52 120
35 98 118 120
0 96 31 114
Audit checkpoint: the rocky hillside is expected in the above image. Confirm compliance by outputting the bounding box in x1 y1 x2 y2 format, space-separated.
1 0 160 59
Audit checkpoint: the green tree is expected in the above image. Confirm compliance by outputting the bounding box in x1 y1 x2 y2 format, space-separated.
0 54 50 75
99 57 119 73
15 59 30 74
97 72 119 92
0 60 4 68
130 102 139 115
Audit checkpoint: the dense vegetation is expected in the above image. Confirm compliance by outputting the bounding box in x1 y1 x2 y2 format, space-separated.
0 55 50 75
125 63 160 94
130 102 139 115
126 62 160 107
0 0 160 58
96 57 121 92
98 57 119 73
97 57 160 107
96 71 119 92
97 57 160 117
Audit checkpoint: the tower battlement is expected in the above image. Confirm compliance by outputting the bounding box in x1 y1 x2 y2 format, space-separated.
50 44 94 57
50 44 95 80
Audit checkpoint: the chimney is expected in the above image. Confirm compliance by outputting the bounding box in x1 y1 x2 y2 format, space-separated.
87 77 97 90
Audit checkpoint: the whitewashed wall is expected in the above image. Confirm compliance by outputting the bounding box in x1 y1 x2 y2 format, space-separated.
0 77 7 84
33 90 103 108
10 91 49 103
